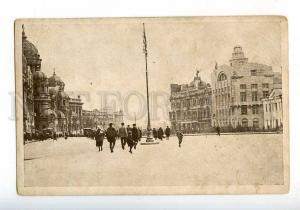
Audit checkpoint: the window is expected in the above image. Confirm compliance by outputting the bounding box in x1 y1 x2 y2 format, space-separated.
275 103 278 111
252 91 258 101
263 91 269 98
251 70 257 76
218 72 227 81
240 92 247 102
269 104 271 112
252 105 259 114
253 119 259 128
263 83 269 88
242 118 248 127
240 84 246 89
241 105 247 115
251 84 258 89
265 104 268 112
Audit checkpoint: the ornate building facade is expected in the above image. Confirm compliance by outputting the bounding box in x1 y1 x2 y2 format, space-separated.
169 71 212 133
82 108 124 130
22 25 83 136
211 46 282 130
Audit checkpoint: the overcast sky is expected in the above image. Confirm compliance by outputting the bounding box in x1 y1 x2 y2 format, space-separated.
22 17 283 127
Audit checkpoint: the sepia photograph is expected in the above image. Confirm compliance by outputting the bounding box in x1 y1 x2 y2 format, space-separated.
15 16 289 195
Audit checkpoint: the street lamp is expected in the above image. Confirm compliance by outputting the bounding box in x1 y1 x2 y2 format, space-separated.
141 23 158 145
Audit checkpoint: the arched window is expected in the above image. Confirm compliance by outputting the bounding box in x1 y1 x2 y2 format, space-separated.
218 72 227 81
253 118 259 128
242 118 248 128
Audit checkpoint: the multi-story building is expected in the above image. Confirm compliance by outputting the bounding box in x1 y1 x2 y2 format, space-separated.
169 71 212 133
22 25 83 137
211 45 282 130
262 88 283 130
82 108 124 130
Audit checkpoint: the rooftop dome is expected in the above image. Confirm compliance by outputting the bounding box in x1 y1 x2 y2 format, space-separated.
22 25 39 59
33 70 47 80
48 70 64 87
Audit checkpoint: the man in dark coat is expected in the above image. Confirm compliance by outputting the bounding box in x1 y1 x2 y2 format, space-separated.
152 128 158 140
126 125 132 134
118 122 127 150
158 127 164 141
176 130 183 147
165 126 171 140
95 127 105 151
216 126 221 136
132 124 139 150
106 123 118 153
127 130 134 154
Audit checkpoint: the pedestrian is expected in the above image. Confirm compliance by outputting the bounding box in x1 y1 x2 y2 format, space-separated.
132 124 139 150
158 127 164 141
64 131 68 140
95 127 105 151
165 126 171 140
53 131 57 141
152 128 158 140
138 127 142 142
176 130 183 147
216 125 221 136
118 122 128 150
126 125 132 134
106 123 118 153
127 130 134 154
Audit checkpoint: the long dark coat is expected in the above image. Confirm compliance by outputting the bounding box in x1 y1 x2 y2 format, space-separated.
152 129 158 138
95 129 105 147
158 128 164 139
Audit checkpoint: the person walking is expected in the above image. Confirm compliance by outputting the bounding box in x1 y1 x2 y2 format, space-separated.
64 131 68 140
165 126 171 140
216 125 221 136
106 123 117 153
176 130 183 148
118 122 128 150
126 125 132 134
152 128 158 140
127 130 134 154
158 127 164 141
53 131 57 141
132 124 139 150
95 127 105 151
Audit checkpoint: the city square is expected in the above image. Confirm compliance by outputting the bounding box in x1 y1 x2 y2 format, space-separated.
24 133 283 187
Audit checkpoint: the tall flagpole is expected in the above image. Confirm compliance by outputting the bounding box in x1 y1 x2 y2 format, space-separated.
141 23 158 144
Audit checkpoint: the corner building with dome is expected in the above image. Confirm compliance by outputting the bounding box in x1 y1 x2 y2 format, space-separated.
22 26 83 136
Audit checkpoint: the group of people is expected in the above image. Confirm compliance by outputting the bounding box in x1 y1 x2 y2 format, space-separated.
152 126 171 141
94 123 185 152
94 122 142 154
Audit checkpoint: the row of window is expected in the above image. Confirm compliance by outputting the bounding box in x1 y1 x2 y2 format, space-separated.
170 109 211 121
171 97 211 109
240 91 269 102
240 83 269 89
216 105 259 117
214 118 260 128
265 101 282 112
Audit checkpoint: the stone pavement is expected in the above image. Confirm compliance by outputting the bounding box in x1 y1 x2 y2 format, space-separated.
24 134 283 187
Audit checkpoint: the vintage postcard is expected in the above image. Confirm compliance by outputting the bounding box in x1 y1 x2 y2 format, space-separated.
15 16 289 195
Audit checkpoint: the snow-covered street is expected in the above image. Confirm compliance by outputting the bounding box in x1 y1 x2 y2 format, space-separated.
24 134 283 187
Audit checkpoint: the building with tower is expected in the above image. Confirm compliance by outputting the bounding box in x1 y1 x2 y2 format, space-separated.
169 71 212 133
22 25 83 137
211 45 282 130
